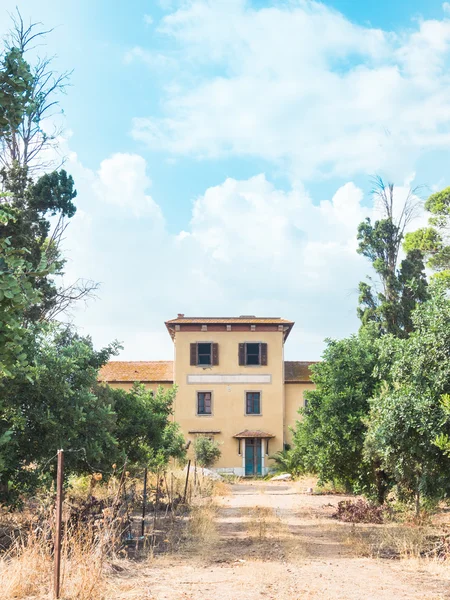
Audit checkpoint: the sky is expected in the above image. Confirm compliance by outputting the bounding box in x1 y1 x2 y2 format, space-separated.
1 0 450 361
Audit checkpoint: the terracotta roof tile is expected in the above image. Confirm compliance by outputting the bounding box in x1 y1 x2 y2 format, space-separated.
284 361 317 383
98 361 173 383
165 316 295 341
233 430 275 438
166 316 294 325
98 359 317 384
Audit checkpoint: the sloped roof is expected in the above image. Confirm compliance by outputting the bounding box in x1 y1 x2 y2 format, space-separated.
233 430 275 438
98 359 317 384
165 317 294 325
98 361 174 383
165 316 295 341
284 361 317 383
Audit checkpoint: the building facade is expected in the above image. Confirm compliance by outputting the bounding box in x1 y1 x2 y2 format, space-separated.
99 315 315 476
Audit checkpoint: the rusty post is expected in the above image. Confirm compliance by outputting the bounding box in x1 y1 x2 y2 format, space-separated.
141 467 148 537
54 449 64 599
183 460 191 504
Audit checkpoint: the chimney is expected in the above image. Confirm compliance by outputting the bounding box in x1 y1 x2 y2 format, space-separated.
177 313 185 318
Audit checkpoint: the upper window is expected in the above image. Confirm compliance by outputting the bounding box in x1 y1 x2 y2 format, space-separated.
197 391 212 415
238 342 268 366
246 391 261 415
246 343 260 365
197 343 212 365
190 343 219 366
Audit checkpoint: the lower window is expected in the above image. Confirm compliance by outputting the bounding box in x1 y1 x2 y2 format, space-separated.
197 391 212 415
246 391 261 415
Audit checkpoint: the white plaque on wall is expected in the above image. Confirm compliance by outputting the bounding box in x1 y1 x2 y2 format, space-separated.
187 374 272 384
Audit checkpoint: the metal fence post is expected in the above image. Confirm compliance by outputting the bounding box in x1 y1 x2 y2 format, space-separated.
183 460 191 503
54 449 64 599
141 467 148 537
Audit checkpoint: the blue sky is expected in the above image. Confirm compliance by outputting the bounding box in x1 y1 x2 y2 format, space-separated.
1 0 450 360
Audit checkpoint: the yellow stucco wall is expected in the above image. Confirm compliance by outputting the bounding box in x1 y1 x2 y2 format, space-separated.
173 329 285 474
104 334 317 475
284 382 314 445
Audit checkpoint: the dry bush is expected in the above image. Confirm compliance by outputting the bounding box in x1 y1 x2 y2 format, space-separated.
333 499 388 524
0 527 52 598
0 467 228 599
183 503 219 557
211 479 231 497
246 506 272 540
245 506 285 543
0 514 121 600
346 523 450 560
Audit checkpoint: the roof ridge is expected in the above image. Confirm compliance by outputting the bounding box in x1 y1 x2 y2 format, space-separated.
284 360 318 364
167 316 284 319
106 360 173 363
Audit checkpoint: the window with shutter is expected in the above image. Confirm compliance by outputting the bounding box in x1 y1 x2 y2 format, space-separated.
246 343 260 365
245 392 261 415
197 392 212 415
197 343 212 365
191 343 215 366
241 342 268 366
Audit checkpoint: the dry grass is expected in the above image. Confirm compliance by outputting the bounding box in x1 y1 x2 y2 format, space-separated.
185 503 219 550
345 522 448 560
0 518 113 600
0 528 53 598
246 506 273 540
0 468 228 599
245 505 288 545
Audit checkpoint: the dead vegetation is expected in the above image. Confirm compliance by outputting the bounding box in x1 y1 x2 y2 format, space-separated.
1 477 450 600
333 498 389 524
345 522 450 560
0 468 225 600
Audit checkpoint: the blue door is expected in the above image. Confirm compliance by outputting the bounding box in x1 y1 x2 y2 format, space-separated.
245 438 262 476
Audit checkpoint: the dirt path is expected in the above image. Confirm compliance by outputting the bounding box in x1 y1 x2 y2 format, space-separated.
111 481 450 600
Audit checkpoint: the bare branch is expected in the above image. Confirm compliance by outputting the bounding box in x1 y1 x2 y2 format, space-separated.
41 279 100 322
6 8 53 53
0 9 70 173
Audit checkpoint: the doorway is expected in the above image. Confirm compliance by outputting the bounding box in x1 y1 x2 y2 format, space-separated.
245 438 262 476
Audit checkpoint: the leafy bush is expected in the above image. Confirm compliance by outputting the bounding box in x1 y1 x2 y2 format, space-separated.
194 437 221 469
269 448 303 477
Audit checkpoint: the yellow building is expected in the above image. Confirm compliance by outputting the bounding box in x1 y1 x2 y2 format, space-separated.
99 315 315 476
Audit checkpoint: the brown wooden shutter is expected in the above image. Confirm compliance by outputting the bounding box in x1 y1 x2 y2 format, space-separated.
212 343 219 366
238 343 245 366
190 343 197 366
260 343 268 366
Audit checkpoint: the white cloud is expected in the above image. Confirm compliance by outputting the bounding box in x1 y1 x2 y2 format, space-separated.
123 47 176 70
63 149 385 360
144 14 154 25
93 153 164 220
182 174 369 300
131 1 450 181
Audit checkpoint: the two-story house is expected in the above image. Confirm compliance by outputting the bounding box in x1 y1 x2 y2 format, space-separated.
99 315 315 476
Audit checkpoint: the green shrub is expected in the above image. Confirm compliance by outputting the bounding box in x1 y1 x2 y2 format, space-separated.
194 437 221 469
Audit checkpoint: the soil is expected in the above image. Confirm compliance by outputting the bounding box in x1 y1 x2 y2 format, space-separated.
110 480 450 600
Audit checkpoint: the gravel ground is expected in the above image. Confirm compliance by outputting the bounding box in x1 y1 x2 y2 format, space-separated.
109 480 450 600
